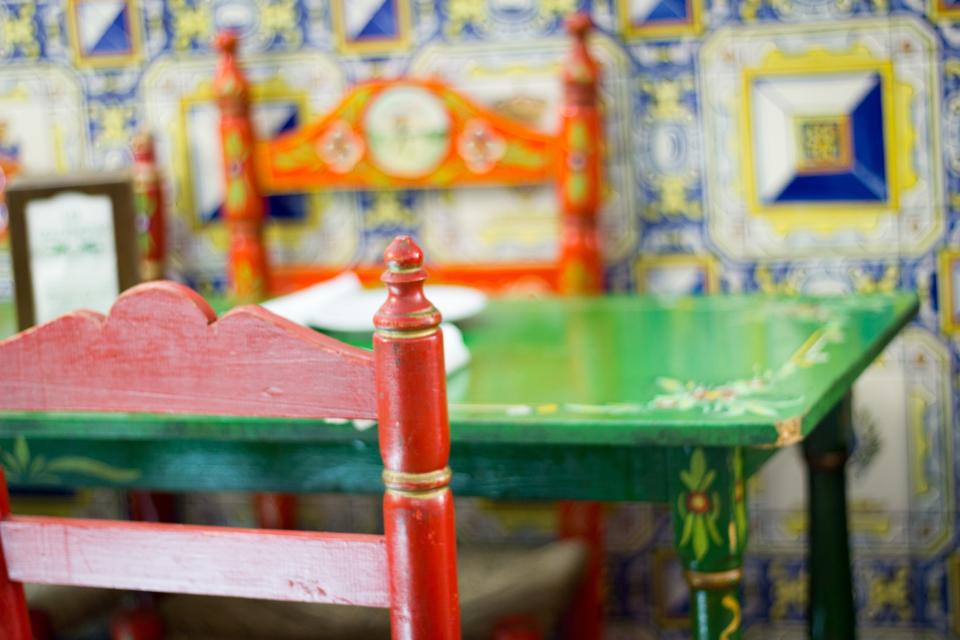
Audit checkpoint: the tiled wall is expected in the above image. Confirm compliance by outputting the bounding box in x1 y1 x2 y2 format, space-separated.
0 0 956 636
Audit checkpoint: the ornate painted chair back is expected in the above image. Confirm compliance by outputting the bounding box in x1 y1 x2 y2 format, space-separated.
0 236 460 640
213 12 603 300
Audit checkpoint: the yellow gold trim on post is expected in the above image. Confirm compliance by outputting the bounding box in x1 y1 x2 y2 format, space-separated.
140 262 164 280
375 327 439 340
385 486 450 500
684 568 743 590
382 466 452 491
387 264 422 274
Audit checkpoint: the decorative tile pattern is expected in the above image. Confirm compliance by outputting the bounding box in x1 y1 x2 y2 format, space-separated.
617 0 703 39
68 0 141 66
701 17 943 260
331 0 410 54
634 254 718 293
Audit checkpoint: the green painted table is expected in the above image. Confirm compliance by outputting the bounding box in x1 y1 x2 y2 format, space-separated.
0 292 918 639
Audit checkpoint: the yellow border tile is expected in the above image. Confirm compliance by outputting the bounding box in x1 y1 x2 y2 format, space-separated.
635 254 719 294
331 0 412 55
740 58 898 219
618 0 703 39
938 249 960 334
66 0 142 68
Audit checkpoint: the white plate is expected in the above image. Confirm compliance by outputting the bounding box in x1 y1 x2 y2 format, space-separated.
304 284 487 332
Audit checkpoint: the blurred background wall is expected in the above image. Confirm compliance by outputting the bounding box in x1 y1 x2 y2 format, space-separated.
0 0 954 637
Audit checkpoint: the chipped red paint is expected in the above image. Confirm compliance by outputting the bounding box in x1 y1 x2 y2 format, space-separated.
2 516 389 605
0 236 459 639
0 281 376 419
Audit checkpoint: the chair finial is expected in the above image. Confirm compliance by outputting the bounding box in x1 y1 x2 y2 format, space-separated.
130 130 165 281
375 236 441 334
213 30 250 114
214 30 238 55
562 12 600 107
565 12 591 39
383 235 424 273
131 130 155 163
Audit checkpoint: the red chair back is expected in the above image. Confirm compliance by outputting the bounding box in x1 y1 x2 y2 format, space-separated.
0 236 459 640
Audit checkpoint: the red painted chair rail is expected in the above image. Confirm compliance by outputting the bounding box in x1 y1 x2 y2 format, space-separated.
0 281 376 420
1 516 389 607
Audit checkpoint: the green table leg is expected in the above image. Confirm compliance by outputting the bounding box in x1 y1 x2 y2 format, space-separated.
803 394 856 640
669 446 747 640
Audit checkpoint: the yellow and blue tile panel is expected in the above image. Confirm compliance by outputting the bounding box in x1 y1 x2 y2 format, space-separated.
0 0 960 637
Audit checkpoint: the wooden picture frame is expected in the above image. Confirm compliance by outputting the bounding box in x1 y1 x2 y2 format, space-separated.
6 172 139 330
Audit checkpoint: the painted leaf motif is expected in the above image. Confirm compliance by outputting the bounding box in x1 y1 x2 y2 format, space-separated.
292 143 326 172
566 174 587 205
227 180 247 209
568 121 588 150
701 469 716 492
689 449 706 486
14 436 28 470
440 92 471 118
693 519 709 561
29 454 46 476
706 514 723 545
225 131 244 158
1 450 19 474
657 377 685 392
44 458 140 483
501 143 546 169
340 86 374 122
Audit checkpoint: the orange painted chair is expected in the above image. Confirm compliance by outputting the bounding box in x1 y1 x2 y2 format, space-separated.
212 14 607 638
0 237 585 640
213 14 603 300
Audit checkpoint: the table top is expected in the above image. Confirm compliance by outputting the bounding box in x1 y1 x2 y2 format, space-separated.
0 292 917 498
445 292 917 447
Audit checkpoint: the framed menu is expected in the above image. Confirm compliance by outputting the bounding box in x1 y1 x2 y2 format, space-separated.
6 173 139 329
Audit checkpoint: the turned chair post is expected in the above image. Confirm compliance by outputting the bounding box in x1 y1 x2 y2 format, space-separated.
557 13 603 296
213 30 270 304
131 131 166 282
375 237 460 638
556 14 606 640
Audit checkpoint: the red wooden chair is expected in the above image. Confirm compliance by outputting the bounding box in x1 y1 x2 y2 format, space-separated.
0 236 460 639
